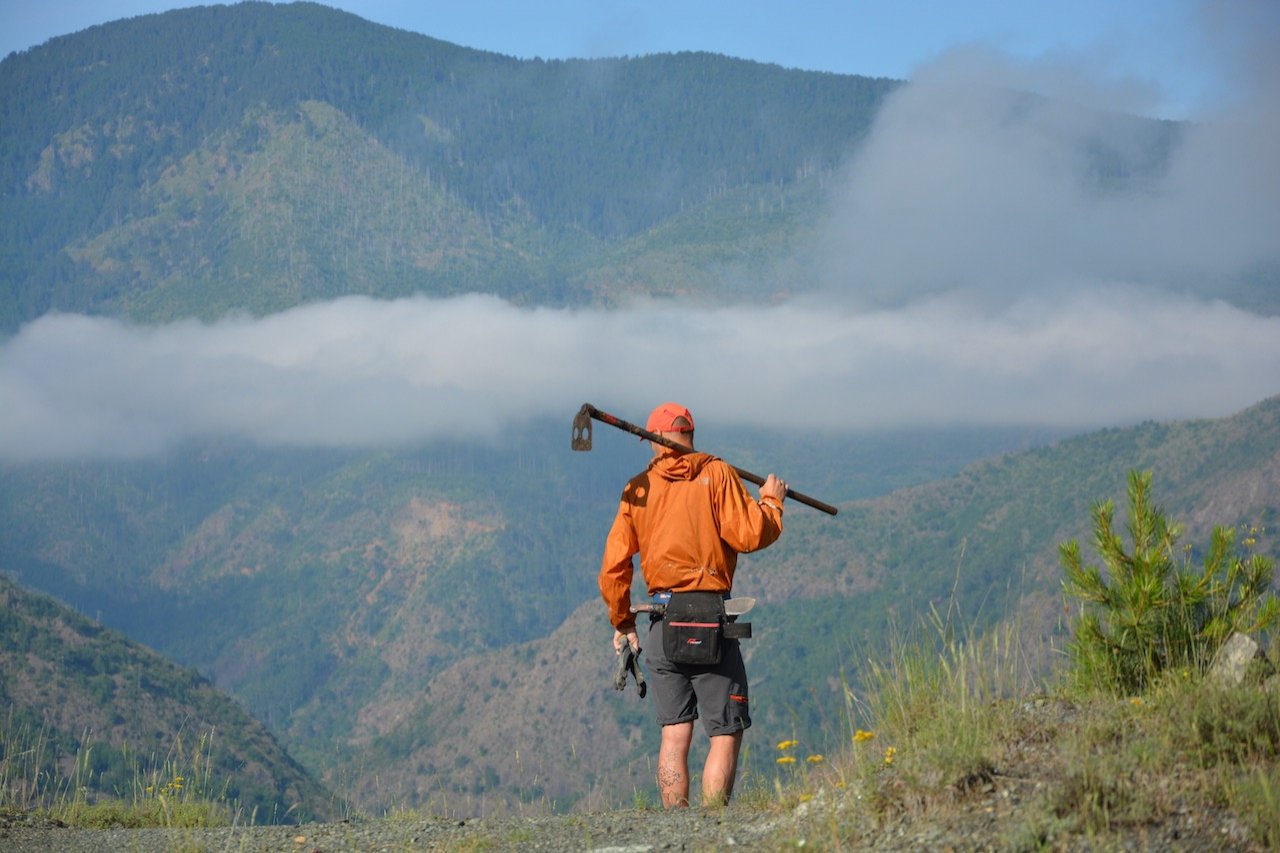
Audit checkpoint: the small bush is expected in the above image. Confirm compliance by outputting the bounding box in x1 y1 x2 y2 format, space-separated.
1059 470 1279 695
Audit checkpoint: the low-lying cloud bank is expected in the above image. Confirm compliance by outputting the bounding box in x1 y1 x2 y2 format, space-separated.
2 289 1278 461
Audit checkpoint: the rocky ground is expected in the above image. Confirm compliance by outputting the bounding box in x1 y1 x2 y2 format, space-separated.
0 788 1264 852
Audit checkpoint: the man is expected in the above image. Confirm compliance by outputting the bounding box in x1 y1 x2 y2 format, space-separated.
599 402 787 808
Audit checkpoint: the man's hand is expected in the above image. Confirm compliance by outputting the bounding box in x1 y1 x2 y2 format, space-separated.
614 629 640 655
760 473 787 505
612 628 647 697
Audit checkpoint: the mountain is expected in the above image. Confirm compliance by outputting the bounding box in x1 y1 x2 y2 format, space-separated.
4 396 1276 813
5 3 1223 331
0 575 336 822
0 1 898 330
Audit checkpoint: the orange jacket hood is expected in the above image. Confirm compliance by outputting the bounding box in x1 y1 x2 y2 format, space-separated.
648 449 714 482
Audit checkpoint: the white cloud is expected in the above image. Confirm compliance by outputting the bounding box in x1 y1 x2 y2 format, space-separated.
813 43 1279 307
2 289 1278 461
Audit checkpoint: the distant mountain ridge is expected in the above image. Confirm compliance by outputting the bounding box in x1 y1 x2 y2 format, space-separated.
0 1 897 329
3 3 1215 331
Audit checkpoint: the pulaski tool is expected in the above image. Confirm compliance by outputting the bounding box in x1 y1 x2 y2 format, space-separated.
572 403 839 516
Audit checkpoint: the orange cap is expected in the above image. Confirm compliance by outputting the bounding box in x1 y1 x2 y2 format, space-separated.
646 402 695 433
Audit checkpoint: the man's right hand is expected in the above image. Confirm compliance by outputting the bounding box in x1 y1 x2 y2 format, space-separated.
614 629 639 655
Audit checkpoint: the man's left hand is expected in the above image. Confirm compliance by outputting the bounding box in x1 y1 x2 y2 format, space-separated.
760 473 787 505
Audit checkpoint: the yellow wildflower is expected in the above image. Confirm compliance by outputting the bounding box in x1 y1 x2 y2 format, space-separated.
776 739 799 750
883 746 896 766
807 754 825 764
853 729 875 743
776 756 797 765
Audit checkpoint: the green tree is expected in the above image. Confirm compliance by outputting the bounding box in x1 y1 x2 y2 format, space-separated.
1060 469 1279 694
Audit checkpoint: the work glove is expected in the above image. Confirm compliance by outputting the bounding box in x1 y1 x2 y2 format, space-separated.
613 642 646 698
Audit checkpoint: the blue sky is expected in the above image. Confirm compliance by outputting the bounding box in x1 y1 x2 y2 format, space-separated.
0 0 1249 120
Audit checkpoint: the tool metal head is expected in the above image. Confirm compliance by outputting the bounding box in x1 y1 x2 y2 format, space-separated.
571 404 593 451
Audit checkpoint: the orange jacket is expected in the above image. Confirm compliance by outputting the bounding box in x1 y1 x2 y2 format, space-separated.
599 450 784 632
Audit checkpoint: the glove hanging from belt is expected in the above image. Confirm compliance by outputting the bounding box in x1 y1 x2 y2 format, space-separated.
613 642 646 698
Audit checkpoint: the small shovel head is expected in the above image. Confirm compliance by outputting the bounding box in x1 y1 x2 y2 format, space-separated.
571 404 593 451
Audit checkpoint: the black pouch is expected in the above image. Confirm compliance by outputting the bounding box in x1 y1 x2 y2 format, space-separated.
662 592 725 665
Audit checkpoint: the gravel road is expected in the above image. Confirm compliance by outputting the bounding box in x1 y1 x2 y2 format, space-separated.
1 806 802 852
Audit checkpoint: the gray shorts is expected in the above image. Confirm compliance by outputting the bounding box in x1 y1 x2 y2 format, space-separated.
645 617 751 736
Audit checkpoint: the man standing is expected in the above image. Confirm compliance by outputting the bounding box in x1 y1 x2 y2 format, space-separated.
599 402 787 808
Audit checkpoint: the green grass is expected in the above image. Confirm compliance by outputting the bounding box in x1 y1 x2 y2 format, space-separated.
748 605 1279 850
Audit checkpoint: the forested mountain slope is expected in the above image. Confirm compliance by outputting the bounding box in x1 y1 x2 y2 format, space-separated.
0 576 336 822
0 1 896 329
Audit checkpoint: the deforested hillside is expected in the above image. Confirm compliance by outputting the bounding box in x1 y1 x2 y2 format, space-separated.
3 395 1276 813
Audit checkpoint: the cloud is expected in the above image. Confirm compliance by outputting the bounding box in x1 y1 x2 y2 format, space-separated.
2 289 1278 461
813 42 1279 307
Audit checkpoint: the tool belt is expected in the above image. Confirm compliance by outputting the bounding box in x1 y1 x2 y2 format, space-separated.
663 592 724 665
659 592 752 665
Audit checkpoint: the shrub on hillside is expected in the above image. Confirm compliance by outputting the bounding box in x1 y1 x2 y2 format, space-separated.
1059 469 1279 694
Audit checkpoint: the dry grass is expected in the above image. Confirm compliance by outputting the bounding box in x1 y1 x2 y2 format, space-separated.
0 714 240 829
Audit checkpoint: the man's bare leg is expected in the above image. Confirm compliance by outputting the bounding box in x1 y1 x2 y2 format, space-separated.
701 732 743 806
658 722 694 807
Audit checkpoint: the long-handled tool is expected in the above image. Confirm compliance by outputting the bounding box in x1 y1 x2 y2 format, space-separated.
572 403 838 516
